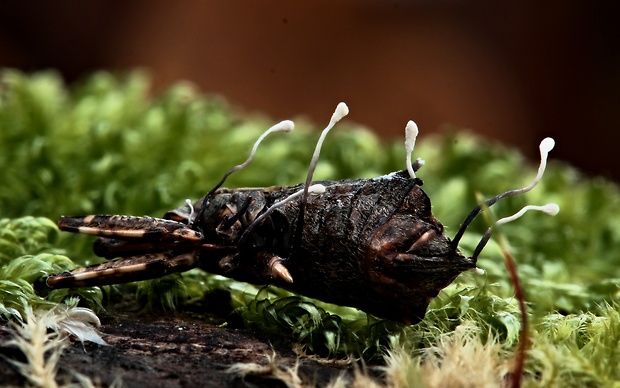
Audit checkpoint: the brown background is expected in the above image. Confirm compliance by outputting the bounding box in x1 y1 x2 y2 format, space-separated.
1 1 618 180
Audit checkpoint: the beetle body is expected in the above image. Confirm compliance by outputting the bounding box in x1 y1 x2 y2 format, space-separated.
48 170 474 324
46 104 555 326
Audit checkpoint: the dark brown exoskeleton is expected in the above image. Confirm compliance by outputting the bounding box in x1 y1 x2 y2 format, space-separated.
44 103 557 325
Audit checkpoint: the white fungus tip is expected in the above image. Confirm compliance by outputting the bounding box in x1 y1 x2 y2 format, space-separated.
540 137 555 154
405 120 419 152
542 203 560 216
332 102 349 123
273 120 295 133
308 184 326 194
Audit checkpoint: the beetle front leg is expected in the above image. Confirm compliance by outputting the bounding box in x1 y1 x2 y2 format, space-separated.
45 251 200 289
58 215 203 242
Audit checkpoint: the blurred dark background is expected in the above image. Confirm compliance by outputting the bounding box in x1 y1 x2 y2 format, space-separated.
0 1 618 180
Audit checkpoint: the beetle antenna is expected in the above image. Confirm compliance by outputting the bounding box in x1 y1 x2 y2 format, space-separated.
471 203 560 260
194 120 294 224
451 137 555 250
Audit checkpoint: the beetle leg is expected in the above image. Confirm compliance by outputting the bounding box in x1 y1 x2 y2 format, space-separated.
267 256 294 283
220 196 254 230
58 215 203 242
46 251 200 289
215 253 293 283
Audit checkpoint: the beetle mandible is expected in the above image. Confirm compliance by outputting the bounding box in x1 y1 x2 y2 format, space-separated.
44 102 557 324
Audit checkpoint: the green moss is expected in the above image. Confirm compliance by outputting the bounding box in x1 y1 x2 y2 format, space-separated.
2 70 620 385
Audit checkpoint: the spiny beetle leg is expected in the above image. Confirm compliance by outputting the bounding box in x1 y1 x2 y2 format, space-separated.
58 215 203 242
46 251 200 288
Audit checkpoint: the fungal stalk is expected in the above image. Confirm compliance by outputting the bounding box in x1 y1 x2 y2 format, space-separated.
301 102 349 204
195 120 294 223
471 203 560 260
452 137 556 250
405 120 419 179
210 120 295 195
